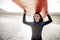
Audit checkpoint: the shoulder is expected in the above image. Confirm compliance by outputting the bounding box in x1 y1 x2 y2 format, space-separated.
39 22 45 26
31 22 35 24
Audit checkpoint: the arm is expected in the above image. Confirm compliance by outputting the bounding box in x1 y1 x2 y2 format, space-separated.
43 14 53 26
23 13 31 26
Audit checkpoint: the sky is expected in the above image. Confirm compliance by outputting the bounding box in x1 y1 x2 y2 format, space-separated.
0 0 60 12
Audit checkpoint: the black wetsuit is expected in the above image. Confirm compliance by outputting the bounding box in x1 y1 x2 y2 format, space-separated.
23 13 52 40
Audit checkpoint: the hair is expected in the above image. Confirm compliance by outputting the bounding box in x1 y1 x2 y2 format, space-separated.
34 12 43 22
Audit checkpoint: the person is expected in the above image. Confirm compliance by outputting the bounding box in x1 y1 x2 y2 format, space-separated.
23 12 52 40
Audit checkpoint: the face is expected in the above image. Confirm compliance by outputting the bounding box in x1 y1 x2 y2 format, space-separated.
34 14 40 22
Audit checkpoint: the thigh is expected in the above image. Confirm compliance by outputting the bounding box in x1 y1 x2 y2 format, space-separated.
31 37 36 40
31 37 42 40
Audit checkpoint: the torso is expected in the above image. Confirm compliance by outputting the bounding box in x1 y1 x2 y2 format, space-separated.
31 22 44 38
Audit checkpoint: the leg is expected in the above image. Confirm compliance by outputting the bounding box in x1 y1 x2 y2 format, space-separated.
31 37 42 40
31 37 36 40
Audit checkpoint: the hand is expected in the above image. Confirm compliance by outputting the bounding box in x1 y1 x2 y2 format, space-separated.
24 9 26 13
24 10 26 14
47 14 49 15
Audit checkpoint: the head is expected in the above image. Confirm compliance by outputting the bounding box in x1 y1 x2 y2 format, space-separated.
33 12 43 22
